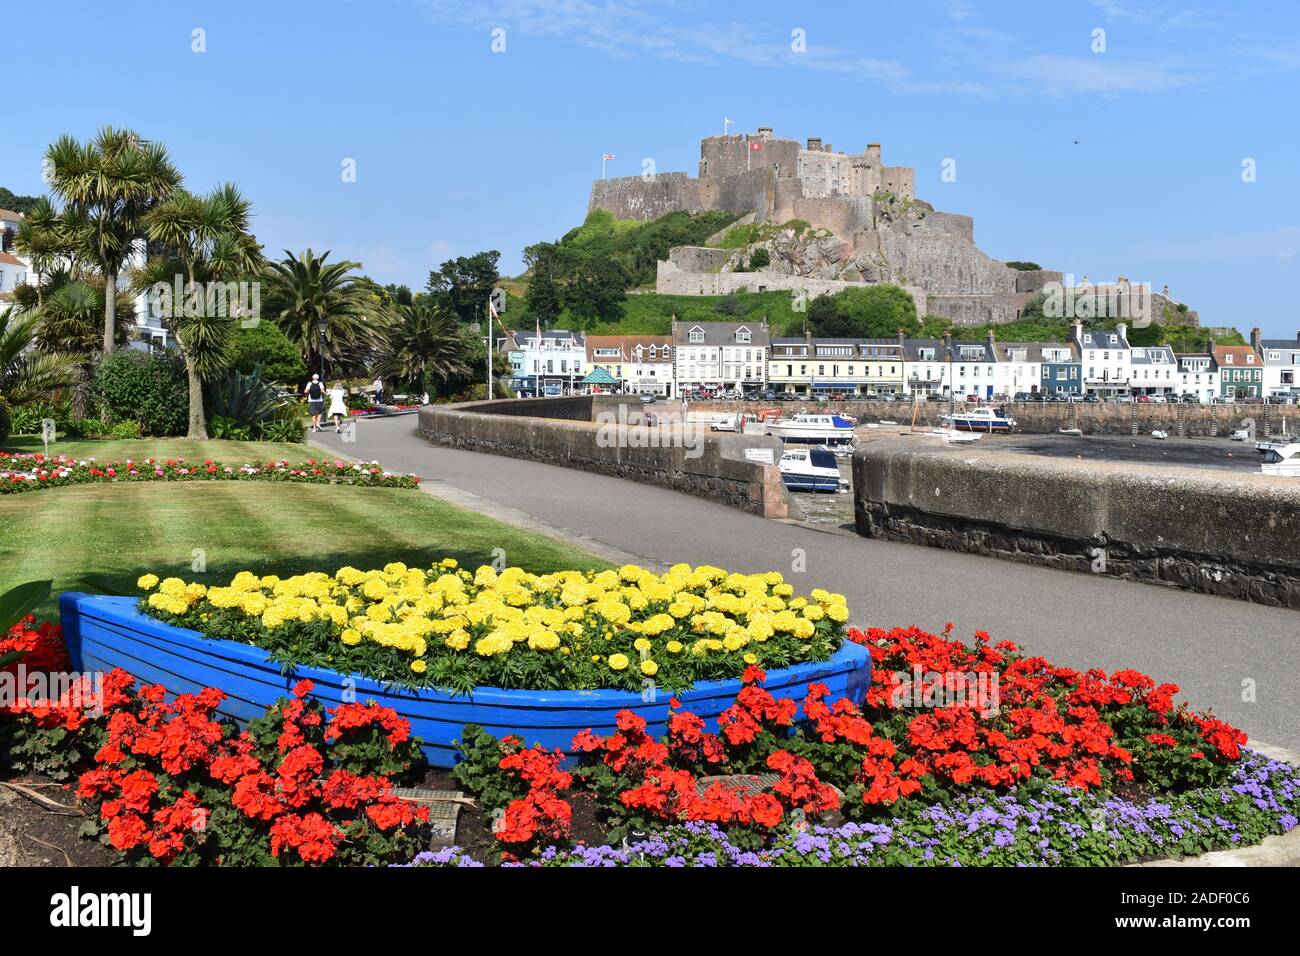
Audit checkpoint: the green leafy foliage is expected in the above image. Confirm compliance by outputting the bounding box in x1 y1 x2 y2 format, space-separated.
203 365 284 428
0 397 10 445
809 285 919 338
91 349 188 436
227 320 307 384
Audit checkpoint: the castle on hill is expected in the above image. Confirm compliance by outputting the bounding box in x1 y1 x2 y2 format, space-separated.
588 127 1193 329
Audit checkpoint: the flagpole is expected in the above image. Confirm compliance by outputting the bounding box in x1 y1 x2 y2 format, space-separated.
601 154 606 180
486 298 493 401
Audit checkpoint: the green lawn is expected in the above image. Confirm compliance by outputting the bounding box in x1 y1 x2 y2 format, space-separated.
3 435 311 463
1 441 612 619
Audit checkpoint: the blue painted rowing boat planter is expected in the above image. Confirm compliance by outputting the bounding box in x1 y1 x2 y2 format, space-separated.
60 592 872 768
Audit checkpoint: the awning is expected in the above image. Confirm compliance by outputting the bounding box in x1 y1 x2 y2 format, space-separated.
580 367 618 385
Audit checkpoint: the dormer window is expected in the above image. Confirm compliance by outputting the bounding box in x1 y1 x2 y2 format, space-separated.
1224 354 1234 364
735 328 751 344
1246 354 1254 363
1108 335 1117 344
688 327 704 344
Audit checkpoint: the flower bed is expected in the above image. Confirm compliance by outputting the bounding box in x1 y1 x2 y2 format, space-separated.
59 590 868 768
0 453 420 493
135 561 848 694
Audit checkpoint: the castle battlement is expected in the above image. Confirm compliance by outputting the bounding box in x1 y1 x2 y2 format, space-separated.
588 127 914 223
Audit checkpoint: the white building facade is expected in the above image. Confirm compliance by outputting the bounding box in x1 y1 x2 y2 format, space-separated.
671 319 769 394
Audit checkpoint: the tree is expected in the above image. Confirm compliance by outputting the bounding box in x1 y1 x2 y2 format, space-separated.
227 321 307 384
522 242 564 326
373 302 469 395
0 186 41 216
43 128 182 353
261 249 380 381
0 306 80 407
748 248 771 269
32 277 133 416
564 252 628 323
137 184 264 439
426 251 500 324
810 285 918 338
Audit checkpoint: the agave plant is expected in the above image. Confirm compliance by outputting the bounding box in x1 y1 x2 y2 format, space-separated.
202 364 285 427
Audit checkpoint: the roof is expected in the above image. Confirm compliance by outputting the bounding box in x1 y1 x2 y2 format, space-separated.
1212 345 1260 366
1129 345 1176 365
584 334 672 362
994 341 1076 362
1076 328 1130 350
1175 352 1216 370
581 366 619 385
1258 337 1300 365
504 328 584 349
0 251 26 267
672 320 770 347
0 209 22 223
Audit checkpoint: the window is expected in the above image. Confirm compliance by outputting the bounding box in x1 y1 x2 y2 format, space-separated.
1224 354 1234 364
735 328 751 344
689 328 704 343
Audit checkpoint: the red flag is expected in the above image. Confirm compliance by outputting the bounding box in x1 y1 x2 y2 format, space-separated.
750 142 763 152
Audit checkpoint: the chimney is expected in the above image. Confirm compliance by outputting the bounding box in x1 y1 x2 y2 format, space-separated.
1117 322 1127 342
1071 319 1083 344
943 330 953 353
807 137 822 151
1251 327 1262 350
897 328 906 349
1162 284 1170 297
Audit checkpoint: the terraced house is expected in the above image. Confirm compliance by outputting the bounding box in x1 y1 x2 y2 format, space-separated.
584 335 675 397
1129 345 1178 397
1213 343 1263 399
1073 321 1132 398
993 341 1080 397
1254 327 1300 399
1175 352 1218 404
766 334 905 397
502 328 586 397
671 319 769 394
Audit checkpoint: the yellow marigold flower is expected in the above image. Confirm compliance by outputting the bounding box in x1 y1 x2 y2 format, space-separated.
410 659 427 674
793 618 815 639
666 640 684 654
743 652 758 664
439 557 458 569
341 628 362 646
826 603 849 623
137 573 160 591
633 637 652 652
528 630 561 651
802 604 825 621
608 653 629 671
640 659 658 676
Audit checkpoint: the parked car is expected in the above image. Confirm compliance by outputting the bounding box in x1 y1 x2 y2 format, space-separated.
1135 395 1151 403
639 393 656 404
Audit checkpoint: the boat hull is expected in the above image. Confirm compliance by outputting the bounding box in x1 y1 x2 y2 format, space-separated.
59 593 872 768
780 473 842 493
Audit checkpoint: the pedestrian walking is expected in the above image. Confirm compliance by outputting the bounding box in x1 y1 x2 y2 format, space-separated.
305 374 325 432
327 382 348 432
372 376 384 406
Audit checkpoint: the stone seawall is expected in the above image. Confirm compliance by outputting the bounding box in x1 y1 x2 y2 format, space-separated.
852 439 1300 608
417 398 798 519
690 400 1286 438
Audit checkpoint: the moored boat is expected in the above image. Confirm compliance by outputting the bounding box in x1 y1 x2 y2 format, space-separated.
763 413 857 446
940 407 1017 434
779 447 846 493
1261 442 1300 477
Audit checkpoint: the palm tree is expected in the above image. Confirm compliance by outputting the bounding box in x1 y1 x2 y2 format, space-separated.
12 198 65 305
32 279 134 417
136 184 264 439
261 249 379 377
0 305 80 408
44 127 181 353
373 302 469 393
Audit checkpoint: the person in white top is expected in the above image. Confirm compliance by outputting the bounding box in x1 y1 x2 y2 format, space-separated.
372 377 384 406
327 383 348 433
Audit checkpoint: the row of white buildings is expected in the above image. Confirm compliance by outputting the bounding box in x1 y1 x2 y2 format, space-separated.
501 319 1300 403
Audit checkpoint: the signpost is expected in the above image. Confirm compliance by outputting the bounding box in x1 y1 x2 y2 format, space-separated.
41 418 55 458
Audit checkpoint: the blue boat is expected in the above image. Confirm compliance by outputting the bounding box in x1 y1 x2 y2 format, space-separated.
941 407 1017 433
59 592 872 767
764 413 858 447
779 447 845 493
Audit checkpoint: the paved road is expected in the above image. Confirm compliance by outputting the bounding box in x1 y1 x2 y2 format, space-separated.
314 416 1300 749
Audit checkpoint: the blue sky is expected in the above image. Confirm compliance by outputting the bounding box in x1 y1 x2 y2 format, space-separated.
6 0 1300 336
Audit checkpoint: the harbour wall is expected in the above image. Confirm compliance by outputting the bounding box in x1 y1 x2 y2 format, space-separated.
852 439 1300 608
689 400 1291 438
417 397 799 519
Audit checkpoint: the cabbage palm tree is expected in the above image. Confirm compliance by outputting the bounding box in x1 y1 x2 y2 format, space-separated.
136 184 264 439
44 127 181 353
373 302 469 393
261 249 379 377
0 305 79 407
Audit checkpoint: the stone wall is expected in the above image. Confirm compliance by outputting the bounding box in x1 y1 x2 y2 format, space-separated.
417 397 797 519
688 400 1282 438
852 439 1300 608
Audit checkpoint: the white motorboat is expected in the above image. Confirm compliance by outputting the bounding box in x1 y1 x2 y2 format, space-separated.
940 407 1017 434
1261 442 1300 477
778 447 847 493
763 413 857 447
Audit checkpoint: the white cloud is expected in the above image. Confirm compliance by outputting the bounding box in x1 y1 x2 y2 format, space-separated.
994 54 1200 94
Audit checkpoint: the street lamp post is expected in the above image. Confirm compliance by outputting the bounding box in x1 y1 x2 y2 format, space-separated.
316 317 328 384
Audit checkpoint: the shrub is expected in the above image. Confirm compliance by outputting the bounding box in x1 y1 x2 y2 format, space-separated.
109 420 143 440
92 350 188 437
227 322 307 385
0 398 10 445
9 399 75 436
204 366 284 429
748 248 771 269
